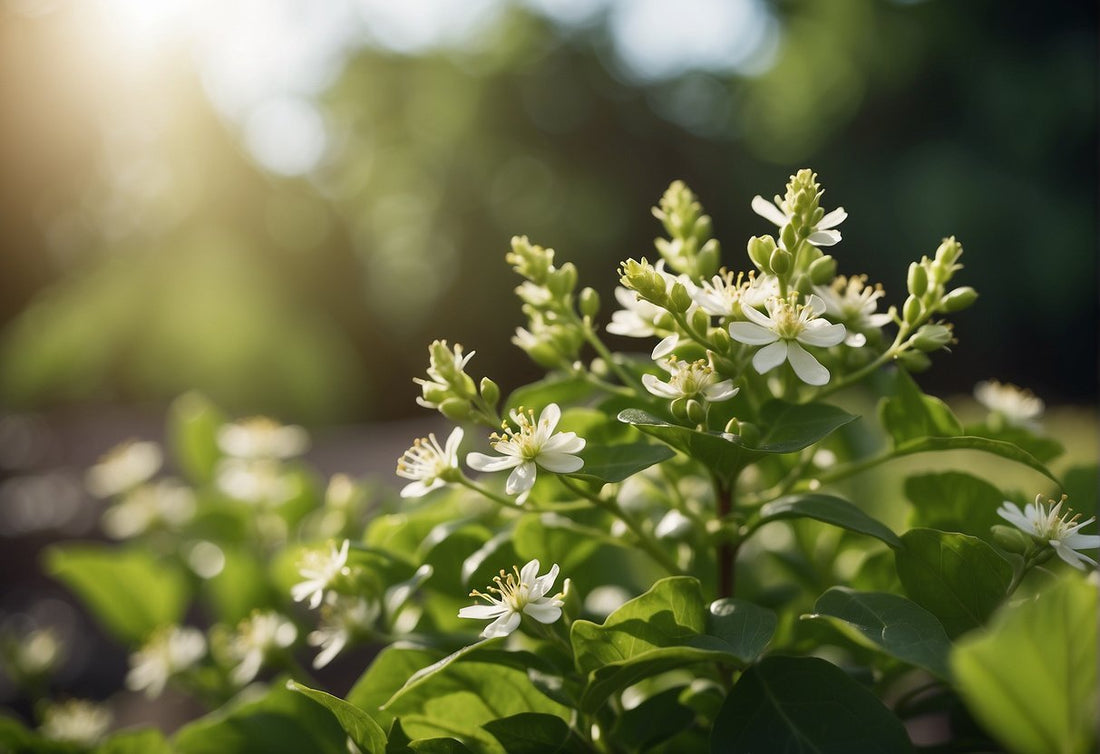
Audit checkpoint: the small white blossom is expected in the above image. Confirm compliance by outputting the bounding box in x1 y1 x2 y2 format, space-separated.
692 270 779 318
729 294 847 386
39 699 112 746
813 275 892 347
307 597 380 669
751 194 847 247
101 480 196 539
85 440 162 498
414 341 475 410
466 404 585 503
126 625 206 698
975 380 1045 428
642 357 738 403
396 428 463 498
292 539 351 609
218 417 309 460
458 559 564 638
997 495 1100 570
227 611 298 686
216 459 296 507
606 285 667 338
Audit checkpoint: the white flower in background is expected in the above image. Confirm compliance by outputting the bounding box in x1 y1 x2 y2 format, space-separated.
813 275 893 347
692 270 779 318
642 357 738 403
974 380 1045 428
85 440 162 498
467 404 585 503
396 428 464 498
729 294 847 386
125 625 206 698
101 479 197 539
751 194 847 247
307 597 380 669
997 495 1100 570
292 539 351 609
4 626 65 679
217 417 309 460
458 559 564 638
39 699 112 746
227 611 298 686
216 459 296 507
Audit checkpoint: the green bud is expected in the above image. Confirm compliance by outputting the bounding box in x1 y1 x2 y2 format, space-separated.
560 577 582 620
902 295 923 324
670 397 690 422
668 282 694 314
691 308 710 334
907 262 928 297
710 327 731 353
620 258 668 305
780 225 799 253
808 255 836 285
1033 547 1055 565
548 262 578 298
769 248 792 275
693 214 713 242
478 377 500 408
697 239 721 278
578 287 600 318
940 286 978 313
934 236 963 268
747 236 776 273
507 235 554 283
420 383 450 406
896 350 932 371
438 398 471 422
991 525 1032 555
911 323 954 352
733 421 760 447
685 399 706 425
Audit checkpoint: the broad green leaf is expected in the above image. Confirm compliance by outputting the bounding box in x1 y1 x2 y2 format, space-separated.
571 442 676 483
893 435 1059 484
904 471 1004 538
504 374 596 415
167 391 226 484
409 738 475 753
287 680 388 754
965 422 1065 464
610 686 696 752
348 647 443 732
952 575 1097 754
616 409 754 483
894 528 1012 637
95 729 173 754
756 494 902 548
44 544 189 643
754 400 861 453
512 514 603 577
879 369 962 445
384 639 502 711
0 716 74 754
710 656 914 753
580 646 738 714
482 713 587 754
174 681 346 754
686 598 776 663
1061 464 1098 522
399 716 501 754
809 587 952 678
571 576 706 674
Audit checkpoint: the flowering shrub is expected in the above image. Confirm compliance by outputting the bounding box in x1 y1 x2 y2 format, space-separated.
5 172 1096 753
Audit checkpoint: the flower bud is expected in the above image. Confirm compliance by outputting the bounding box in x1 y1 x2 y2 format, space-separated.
685 399 706 425
548 262 578 298
690 308 710 334
670 397 690 422
668 282 694 314
940 286 978 313
710 327 731 353
560 578 582 620
902 295 923 324
769 248 792 276
439 398 471 422
907 262 928 298
911 323 954 352
420 383 450 406
808 255 836 285
747 236 776 272
780 225 799 254
725 420 760 446
896 350 931 372
991 524 1031 554
697 239 721 278
478 377 500 407
620 259 668 305
578 287 600 318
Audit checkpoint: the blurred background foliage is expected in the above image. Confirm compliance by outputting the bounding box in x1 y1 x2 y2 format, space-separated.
0 0 1095 424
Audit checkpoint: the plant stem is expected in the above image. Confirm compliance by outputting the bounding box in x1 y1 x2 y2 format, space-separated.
715 480 736 598
578 316 643 391
457 476 524 510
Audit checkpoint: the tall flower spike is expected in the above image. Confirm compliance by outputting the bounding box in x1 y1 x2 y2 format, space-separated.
396 428 463 498
458 559 564 638
466 404 585 503
729 294 847 386
997 495 1100 570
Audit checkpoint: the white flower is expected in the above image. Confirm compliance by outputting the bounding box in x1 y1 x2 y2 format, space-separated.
218 417 309 460
606 285 667 338
39 699 112 746
975 380 1045 428
85 440 162 498
292 539 351 609
813 275 893 347
729 294 847 386
642 357 739 403
414 341 475 410
307 597 379 669
458 559 564 638
216 459 296 507
466 404 585 503
126 625 206 698
997 495 1100 570
227 611 297 686
101 480 196 539
751 194 847 247
396 428 463 498
692 270 779 318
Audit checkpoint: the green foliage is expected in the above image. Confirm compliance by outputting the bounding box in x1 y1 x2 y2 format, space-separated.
755 493 902 548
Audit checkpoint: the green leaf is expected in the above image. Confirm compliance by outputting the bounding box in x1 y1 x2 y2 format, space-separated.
203 545 272 624
710 656 914 753
951 575 1097 754
384 639 502 711
287 680 388 754
167 391 226 484
965 423 1065 464
482 713 587 754
174 682 346 754
894 528 1013 637
756 494 902 548
409 739 475 753
43 544 189 643
616 410 753 484
879 369 962 445
904 471 1005 538
755 400 861 453
504 374 596 415
808 587 952 678
686 598 776 664
893 435 1059 484
348 647 444 733
95 729 173 754
610 686 696 752
571 442 676 483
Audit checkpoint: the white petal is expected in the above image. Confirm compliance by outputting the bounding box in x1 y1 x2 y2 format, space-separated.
537 452 584 474
729 321 778 346
466 452 521 473
997 502 1031 532
807 229 842 247
458 603 508 620
703 381 739 402
524 602 562 624
752 341 789 374
1063 532 1100 550
651 335 679 359
798 322 847 348
519 559 542 584
506 462 537 495
482 611 522 638
804 294 826 317
531 563 559 597
845 332 867 348
400 479 442 498
538 403 562 433
751 195 788 227
542 432 586 455
818 207 847 229
643 373 681 398
740 303 776 330
786 342 830 386
1051 541 1094 570
443 427 464 458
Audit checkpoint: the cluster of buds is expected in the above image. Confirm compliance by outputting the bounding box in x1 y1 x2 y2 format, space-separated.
414 340 500 426
651 181 721 279
901 237 978 357
507 236 590 369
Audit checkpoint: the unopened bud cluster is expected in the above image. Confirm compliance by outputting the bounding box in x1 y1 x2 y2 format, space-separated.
414 340 501 426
